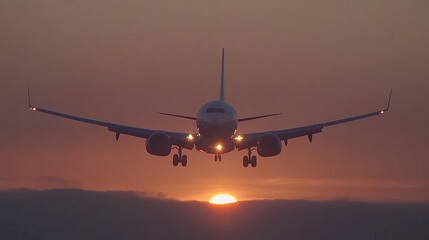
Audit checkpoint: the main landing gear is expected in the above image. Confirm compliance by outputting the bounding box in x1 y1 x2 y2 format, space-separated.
214 154 222 162
243 148 257 168
172 147 187 167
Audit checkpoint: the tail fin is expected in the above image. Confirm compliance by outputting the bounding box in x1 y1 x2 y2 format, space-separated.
219 48 225 101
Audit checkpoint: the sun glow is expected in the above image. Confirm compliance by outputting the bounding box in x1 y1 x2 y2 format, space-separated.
209 194 238 205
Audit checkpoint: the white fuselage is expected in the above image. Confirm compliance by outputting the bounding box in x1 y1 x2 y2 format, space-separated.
195 100 238 154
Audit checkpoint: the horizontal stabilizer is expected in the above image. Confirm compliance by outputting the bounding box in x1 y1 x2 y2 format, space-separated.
238 113 281 122
158 112 197 120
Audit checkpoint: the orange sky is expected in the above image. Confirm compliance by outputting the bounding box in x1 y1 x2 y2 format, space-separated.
0 0 428 202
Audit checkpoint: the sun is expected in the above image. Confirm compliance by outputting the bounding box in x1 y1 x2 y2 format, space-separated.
209 194 238 205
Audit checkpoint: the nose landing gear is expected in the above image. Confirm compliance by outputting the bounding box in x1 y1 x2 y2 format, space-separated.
214 154 222 162
243 148 257 168
172 147 187 167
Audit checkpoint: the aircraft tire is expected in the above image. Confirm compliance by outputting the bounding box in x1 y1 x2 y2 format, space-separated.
243 156 249 167
181 155 188 167
173 154 179 166
251 156 257 167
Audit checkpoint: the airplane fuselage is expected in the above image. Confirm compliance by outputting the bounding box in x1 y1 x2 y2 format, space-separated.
195 100 238 154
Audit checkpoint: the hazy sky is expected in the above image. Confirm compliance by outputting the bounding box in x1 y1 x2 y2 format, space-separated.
1 0 428 202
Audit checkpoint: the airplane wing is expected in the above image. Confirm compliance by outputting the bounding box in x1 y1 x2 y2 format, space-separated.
158 112 197 120
237 91 392 150
238 113 281 122
28 88 194 149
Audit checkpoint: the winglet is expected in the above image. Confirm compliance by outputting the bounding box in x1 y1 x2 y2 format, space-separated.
28 84 36 111
219 48 225 101
381 90 392 114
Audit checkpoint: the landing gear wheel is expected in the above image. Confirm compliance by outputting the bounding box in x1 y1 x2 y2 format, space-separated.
243 147 257 168
251 155 257 168
218 155 222 162
172 147 188 167
214 155 218 161
181 155 188 167
243 156 249 167
173 154 179 166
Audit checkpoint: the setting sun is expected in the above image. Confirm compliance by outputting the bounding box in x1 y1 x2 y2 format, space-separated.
209 194 238 205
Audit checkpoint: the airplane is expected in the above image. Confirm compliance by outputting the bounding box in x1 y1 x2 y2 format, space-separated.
28 49 392 168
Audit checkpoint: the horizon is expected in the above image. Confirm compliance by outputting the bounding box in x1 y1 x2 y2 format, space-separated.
2 187 429 204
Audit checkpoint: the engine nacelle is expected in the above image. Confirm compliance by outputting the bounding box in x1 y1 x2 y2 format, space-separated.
145 132 172 156
257 133 282 157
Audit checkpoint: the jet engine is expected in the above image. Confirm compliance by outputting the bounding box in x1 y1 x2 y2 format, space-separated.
145 132 172 156
257 133 282 157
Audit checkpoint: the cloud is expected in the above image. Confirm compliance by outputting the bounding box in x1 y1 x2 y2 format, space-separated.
0 189 428 240
183 177 429 202
37 176 82 188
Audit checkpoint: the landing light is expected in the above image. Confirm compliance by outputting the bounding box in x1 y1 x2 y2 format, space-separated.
380 110 385 114
187 134 194 141
215 144 222 151
234 135 243 141
30 107 37 111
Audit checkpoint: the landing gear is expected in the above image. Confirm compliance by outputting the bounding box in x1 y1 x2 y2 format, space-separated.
243 148 257 168
173 154 179 166
251 155 257 167
243 156 249 167
172 147 187 167
181 155 188 167
214 154 222 162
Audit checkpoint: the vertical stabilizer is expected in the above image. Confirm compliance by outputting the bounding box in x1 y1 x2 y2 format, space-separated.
219 48 225 101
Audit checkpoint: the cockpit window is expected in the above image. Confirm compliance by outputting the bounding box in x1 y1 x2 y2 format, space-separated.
207 108 225 113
